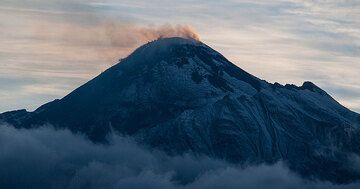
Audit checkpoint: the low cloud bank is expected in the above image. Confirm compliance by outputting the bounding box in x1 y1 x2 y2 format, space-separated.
0 124 359 189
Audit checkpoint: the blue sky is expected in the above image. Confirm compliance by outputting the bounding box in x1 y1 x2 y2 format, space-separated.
0 0 359 113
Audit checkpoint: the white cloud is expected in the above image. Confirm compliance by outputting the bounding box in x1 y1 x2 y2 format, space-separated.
1 124 360 189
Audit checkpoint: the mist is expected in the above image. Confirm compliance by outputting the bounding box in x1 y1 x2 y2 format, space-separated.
0 124 359 189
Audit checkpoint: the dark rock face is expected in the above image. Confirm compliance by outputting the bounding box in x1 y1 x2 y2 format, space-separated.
1 37 360 183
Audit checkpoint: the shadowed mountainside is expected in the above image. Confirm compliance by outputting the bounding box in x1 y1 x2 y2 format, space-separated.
1 37 360 183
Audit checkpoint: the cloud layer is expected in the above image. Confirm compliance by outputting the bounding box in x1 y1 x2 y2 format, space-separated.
1 124 360 189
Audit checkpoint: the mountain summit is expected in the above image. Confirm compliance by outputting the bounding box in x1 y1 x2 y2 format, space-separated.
1 37 360 183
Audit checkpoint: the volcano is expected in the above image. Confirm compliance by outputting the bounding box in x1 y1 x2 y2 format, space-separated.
1 37 360 183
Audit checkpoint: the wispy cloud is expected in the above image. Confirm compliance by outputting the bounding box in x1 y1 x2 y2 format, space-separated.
0 0 359 113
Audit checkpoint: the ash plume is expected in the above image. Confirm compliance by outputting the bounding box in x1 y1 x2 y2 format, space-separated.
26 21 201 66
100 23 201 62
141 24 200 41
104 23 200 47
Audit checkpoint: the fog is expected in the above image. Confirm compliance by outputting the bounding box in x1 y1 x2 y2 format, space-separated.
0 124 359 189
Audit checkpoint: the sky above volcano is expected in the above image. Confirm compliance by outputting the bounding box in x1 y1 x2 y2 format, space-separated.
0 0 359 113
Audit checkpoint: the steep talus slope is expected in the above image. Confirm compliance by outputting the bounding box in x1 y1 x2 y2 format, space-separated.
1 37 360 183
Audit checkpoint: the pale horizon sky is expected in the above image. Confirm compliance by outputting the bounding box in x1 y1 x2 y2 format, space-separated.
0 0 359 113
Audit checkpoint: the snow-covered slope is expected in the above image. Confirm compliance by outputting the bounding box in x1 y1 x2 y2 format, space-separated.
1 37 360 183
